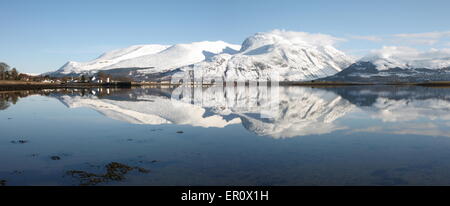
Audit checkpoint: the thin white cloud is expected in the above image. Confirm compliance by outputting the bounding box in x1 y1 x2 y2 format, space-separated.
364 46 420 59
401 38 439 46
393 31 450 39
347 31 450 47
366 46 450 60
390 31 450 46
350 35 383 42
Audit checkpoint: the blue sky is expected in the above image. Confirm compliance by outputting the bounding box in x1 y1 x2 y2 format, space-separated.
1 0 450 73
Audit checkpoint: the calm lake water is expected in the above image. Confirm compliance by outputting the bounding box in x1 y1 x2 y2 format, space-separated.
2 85 450 185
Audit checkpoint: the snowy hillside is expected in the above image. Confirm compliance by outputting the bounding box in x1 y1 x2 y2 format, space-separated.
107 41 240 73
50 41 240 76
172 30 354 82
53 44 171 75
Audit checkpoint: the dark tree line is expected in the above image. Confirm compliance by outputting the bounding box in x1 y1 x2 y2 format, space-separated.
0 62 57 82
0 62 20 80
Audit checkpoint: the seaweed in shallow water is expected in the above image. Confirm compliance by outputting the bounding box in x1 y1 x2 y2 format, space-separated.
66 162 150 186
11 139 28 144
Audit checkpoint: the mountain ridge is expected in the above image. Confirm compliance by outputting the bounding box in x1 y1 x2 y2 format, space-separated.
48 41 240 77
47 30 354 82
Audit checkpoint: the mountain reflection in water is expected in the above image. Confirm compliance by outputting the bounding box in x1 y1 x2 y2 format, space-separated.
3 85 443 139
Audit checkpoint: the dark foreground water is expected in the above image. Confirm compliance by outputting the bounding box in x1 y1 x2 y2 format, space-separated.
2 85 450 185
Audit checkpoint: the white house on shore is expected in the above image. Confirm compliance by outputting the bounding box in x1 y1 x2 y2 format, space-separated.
90 76 111 83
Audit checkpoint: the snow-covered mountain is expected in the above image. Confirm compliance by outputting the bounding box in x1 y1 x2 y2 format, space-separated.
49 41 240 77
172 30 354 82
48 30 354 81
322 47 450 82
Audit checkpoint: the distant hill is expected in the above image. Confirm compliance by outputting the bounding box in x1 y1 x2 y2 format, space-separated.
321 47 450 83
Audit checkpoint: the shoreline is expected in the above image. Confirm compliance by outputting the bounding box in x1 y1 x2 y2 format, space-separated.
0 81 134 91
2 80 450 91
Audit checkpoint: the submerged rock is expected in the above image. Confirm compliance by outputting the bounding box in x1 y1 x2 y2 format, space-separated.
66 162 150 186
0 180 6 186
11 139 28 144
51 156 61 160
11 170 24 175
176 131 184 134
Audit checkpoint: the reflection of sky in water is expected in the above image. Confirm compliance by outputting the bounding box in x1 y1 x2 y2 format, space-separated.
2 86 450 185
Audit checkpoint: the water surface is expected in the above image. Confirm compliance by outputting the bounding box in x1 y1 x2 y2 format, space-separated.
2 85 450 185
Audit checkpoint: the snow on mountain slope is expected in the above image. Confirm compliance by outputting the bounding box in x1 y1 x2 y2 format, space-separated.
106 41 240 73
50 30 353 81
172 30 354 82
52 41 240 76
55 44 171 74
361 47 450 70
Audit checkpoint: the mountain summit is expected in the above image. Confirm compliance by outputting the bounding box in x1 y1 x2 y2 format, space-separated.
173 30 354 82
